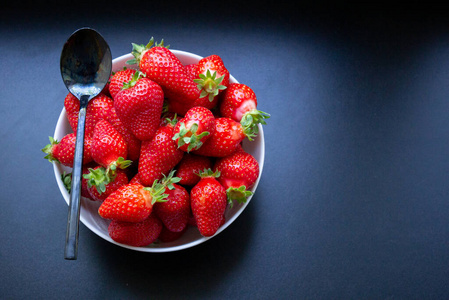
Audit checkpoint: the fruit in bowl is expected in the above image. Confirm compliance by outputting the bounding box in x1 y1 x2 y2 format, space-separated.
44 38 268 252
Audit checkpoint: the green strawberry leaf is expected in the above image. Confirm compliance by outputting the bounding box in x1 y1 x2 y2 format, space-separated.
226 185 253 208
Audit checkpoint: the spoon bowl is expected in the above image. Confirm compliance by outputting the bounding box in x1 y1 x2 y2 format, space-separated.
60 28 112 260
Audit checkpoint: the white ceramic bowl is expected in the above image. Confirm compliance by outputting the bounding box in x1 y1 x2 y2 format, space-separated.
53 50 265 252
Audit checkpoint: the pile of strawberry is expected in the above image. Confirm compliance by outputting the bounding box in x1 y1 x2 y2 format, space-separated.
43 38 269 247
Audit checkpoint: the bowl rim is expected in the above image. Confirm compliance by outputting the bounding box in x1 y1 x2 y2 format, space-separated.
53 50 265 252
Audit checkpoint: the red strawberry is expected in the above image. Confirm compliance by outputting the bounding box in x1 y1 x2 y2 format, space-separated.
138 118 184 186
108 214 162 247
91 119 131 171
173 106 215 152
127 38 199 105
190 169 227 237
192 117 247 157
194 54 229 102
99 180 169 223
108 67 137 99
129 173 144 185
42 134 92 167
185 63 198 80
105 107 141 162
64 92 114 137
175 153 212 186
153 171 190 232
84 167 129 202
213 150 259 206
220 83 269 135
114 71 165 141
158 225 187 243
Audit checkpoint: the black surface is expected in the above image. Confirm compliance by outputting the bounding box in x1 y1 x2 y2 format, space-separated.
2 2 449 299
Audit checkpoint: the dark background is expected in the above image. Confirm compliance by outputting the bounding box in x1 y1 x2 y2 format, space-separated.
1 1 449 298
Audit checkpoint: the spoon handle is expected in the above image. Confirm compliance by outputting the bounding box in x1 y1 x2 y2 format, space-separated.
64 97 89 260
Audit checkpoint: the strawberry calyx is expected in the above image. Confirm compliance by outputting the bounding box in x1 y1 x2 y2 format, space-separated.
173 122 210 152
241 109 270 141
108 157 132 173
197 168 220 179
61 172 72 193
127 37 169 65
83 167 113 195
226 185 253 208
42 136 59 163
143 170 181 205
121 70 145 90
160 170 182 190
193 70 227 102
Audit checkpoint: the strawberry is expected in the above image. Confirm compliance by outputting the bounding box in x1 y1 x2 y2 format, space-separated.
42 134 92 167
190 169 227 237
127 38 199 105
172 106 215 152
194 54 229 102
99 180 169 223
108 67 137 99
105 107 141 162
91 119 131 171
64 92 114 137
213 150 259 206
84 166 129 202
192 117 247 157
114 71 165 141
108 214 163 247
219 83 269 136
158 225 187 243
138 118 184 187
166 57 227 115
175 153 212 186
185 63 198 80
153 171 190 232
129 173 144 185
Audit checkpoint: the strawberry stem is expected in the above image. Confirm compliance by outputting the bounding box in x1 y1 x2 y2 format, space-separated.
127 37 169 65
226 185 253 208
83 167 111 194
173 122 210 152
241 109 270 141
193 70 227 102
122 71 145 90
42 136 59 163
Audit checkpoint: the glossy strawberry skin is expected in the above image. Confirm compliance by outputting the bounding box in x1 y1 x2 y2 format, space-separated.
44 133 93 167
214 151 259 191
175 154 212 186
219 83 257 122
86 167 129 202
190 175 227 237
197 55 230 92
193 117 246 157
91 119 128 168
114 77 164 142
105 107 141 162
140 47 199 104
173 106 215 152
109 68 137 99
108 214 162 247
64 92 114 137
154 183 190 232
99 183 153 223
138 123 184 187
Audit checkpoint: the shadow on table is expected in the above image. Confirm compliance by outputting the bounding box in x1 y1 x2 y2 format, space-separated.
89 195 258 297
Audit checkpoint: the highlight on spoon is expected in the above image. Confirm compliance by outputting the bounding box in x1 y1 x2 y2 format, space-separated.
60 27 112 100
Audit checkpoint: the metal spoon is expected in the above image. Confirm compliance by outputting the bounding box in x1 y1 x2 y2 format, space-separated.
60 28 112 260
